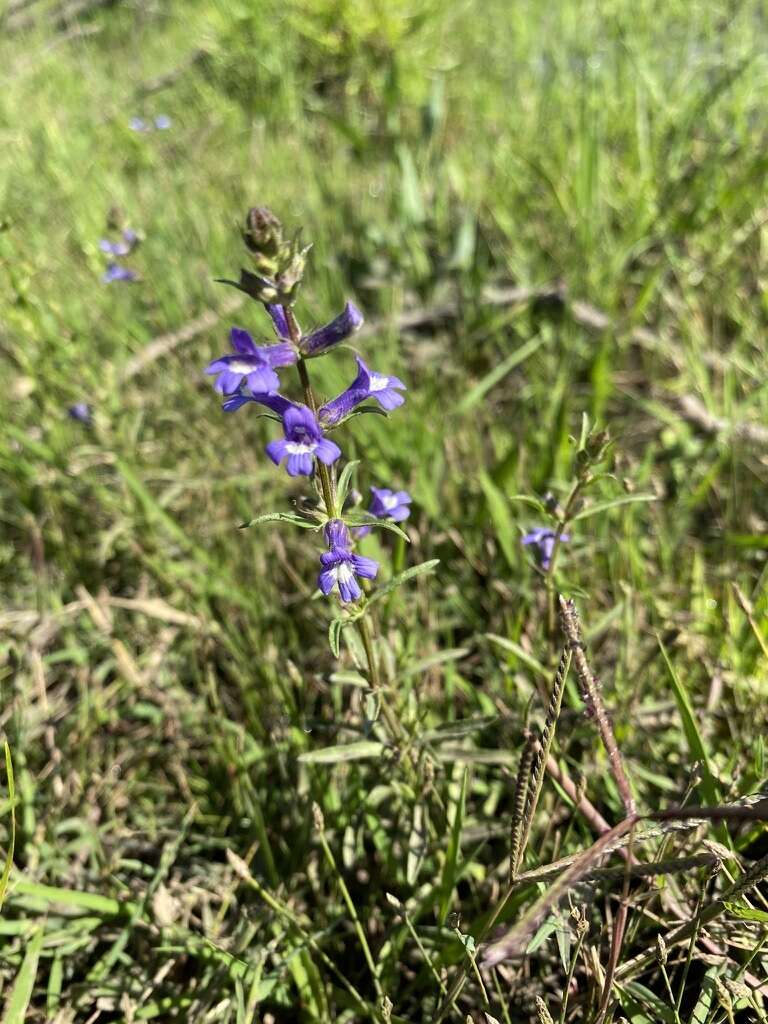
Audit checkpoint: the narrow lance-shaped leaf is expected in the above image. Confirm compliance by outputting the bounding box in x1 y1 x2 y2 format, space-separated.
367 560 440 605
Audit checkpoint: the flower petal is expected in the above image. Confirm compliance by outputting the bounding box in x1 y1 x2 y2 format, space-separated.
287 452 314 476
318 568 337 596
246 366 280 394
230 327 258 356
338 574 362 603
374 388 405 412
261 342 297 369
265 303 290 339
214 368 243 394
315 438 342 466
301 301 364 356
265 439 288 465
352 554 379 580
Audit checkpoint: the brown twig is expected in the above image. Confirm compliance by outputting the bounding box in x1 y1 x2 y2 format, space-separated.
120 295 243 383
559 596 636 816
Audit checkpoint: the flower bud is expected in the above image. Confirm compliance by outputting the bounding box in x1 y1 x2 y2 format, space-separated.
243 206 282 258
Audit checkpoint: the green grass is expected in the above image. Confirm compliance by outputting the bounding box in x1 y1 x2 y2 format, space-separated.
1 0 768 1020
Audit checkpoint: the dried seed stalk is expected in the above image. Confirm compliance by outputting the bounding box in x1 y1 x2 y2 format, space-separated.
559 596 636 816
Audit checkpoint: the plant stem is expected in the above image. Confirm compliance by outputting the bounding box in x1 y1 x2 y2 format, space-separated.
545 476 583 637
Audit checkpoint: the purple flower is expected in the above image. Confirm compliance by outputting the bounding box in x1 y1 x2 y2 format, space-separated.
265 405 341 477
319 357 406 426
265 303 290 340
130 115 171 132
318 519 379 602
222 392 294 415
205 327 296 395
99 228 139 257
355 487 412 537
300 301 363 357
521 527 570 571
102 263 137 284
68 402 92 425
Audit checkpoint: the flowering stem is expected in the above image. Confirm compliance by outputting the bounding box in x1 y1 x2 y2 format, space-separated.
283 306 337 518
545 476 583 636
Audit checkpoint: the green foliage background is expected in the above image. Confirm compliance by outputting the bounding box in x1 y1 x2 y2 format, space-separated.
1 0 767 1021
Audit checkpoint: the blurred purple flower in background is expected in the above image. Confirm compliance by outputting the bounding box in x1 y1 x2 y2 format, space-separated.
355 487 412 537
102 263 137 284
99 228 138 258
521 527 569 570
68 402 92 425
266 405 341 477
130 115 172 132
319 357 406 426
318 519 379 602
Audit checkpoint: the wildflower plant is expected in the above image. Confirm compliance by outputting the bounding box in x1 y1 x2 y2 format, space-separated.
204 207 432 696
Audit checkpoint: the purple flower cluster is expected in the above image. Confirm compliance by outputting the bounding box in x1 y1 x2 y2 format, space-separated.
206 300 407 482
100 228 139 284
204 284 411 604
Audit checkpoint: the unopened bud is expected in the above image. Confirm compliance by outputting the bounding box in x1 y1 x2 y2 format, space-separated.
243 206 282 258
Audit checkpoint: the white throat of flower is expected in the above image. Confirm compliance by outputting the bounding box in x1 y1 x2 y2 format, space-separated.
286 441 317 455
333 562 355 585
229 358 260 373
368 373 390 393
381 494 398 511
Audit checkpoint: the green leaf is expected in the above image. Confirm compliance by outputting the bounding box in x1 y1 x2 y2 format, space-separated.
239 511 319 530
448 209 476 271
0 742 15 912
486 633 549 679
723 901 768 923
421 716 498 742
397 144 425 224
298 741 384 765
335 461 360 510
507 494 548 514
1 927 44 1024
367 560 439 605
659 638 731 849
571 493 658 522
478 472 516 568
439 766 468 925
328 618 343 658
344 513 410 542
458 335 545 413
10 879 133 917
